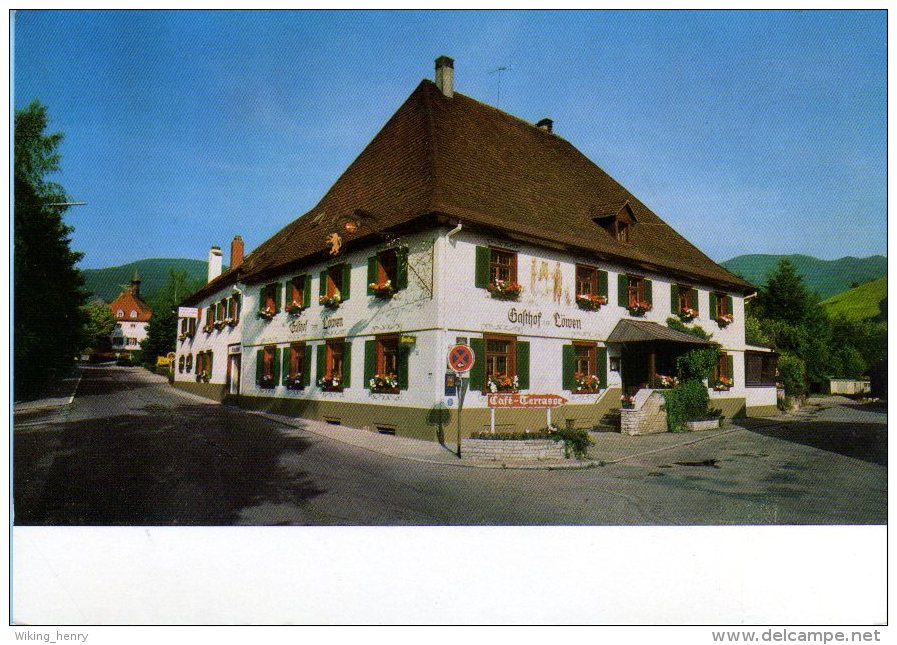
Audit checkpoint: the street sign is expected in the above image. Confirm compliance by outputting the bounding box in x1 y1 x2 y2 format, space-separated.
178 306 198 318
486 393 569 409
447 344 475 373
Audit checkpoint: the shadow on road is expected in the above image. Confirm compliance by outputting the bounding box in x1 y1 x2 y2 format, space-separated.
736 416 887 467
14 402 326 526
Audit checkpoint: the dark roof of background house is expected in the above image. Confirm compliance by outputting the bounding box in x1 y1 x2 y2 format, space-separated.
183 79 752 304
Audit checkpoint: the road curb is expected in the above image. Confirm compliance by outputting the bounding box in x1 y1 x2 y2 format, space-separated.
600 426 743 464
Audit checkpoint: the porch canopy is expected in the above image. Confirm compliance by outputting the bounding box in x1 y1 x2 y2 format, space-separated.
606 319 715 346
607 320 715 393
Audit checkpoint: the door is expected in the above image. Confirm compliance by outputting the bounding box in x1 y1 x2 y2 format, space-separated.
228 354 241 395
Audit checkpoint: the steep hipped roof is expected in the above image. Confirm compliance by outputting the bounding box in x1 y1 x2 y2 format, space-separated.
184 78 752 304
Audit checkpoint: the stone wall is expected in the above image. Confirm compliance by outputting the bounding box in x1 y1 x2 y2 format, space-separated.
620 390 667 435
461 438 566 461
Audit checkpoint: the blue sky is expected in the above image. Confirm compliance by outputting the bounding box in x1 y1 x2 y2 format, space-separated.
14 10 886 269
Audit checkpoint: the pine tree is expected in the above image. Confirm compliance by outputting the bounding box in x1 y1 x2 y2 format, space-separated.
14 100 86 398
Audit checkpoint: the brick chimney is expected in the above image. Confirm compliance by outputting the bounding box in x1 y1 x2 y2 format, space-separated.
230 235 244 270
435 55 454 98
536 118 553 133
208 246 223 283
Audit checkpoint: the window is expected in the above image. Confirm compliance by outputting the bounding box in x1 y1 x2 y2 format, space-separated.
377 249 397 285
574 342 597 379
326 265 342 298
185 353 193 373
576 265 598 297
260 345 276 388
117 310 124 318
594 210 633 243
287 342 306 389
483 333 516 392
745 351 778 387
130 310 137 318
323 339 346 390
373 335 400 392
489 248 517 285
713 352 735 390
716 293 730 316
290 276 305 307
178 355 185 373
678 285 696 311
627 276 646 308
229 294 240 321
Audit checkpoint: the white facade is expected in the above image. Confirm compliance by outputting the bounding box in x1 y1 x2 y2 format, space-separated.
174 226 778 428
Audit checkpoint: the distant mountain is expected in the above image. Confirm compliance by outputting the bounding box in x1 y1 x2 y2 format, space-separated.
81 258 219 303
821 277 887 322
719 254 887 300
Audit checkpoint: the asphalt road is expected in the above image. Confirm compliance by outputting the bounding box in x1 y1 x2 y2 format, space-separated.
13 366 887 525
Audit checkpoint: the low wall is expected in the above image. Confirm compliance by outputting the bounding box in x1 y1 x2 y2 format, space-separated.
620 391 667 435
172 381 229 402
828 379 871 395
461 438 566 461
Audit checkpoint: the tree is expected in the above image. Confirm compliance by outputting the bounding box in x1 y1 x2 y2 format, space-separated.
140 270 191 366
753 259 811 326
14 100 86 398
81 300 116 353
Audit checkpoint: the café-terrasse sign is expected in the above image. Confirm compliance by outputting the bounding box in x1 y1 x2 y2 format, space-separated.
487 393 569 408
507 307 582 330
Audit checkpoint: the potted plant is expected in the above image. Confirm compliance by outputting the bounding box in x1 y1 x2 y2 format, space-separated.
655 374 679 389
257 305 276 320
259 373 275 389
573 372 600 393
715 313 734 327
284 301 306 316
677 307 698 322
713 376 733 391
369 279 395 299
369 372 399 392
621 394 635 409
319 292 342 309
576 293 607 311
487 280 522 301
487 374 518 393
627 301 652 316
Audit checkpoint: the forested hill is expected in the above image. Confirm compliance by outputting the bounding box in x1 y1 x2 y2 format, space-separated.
82 258 218 303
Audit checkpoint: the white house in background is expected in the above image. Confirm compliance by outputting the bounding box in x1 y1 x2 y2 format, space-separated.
109 274 152 355
172 56 779 440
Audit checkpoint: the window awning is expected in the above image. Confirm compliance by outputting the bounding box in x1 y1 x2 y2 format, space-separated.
606 319 715 345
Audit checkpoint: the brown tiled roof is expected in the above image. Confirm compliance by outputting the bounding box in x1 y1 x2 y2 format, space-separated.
607 319 715 345
184 78 753 304
109 291 152 322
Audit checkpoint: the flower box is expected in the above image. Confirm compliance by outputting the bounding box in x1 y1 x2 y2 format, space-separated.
226 318 238 328
655 374 679 389
257 307 276 320
573 372 600 393
487 280 522 301
713 377 733 392
486 374 518 393
214 320 227 330
259 375 275 389
285 377 305 390
677 308 698 323
369 373 399 393
318 375 343 391
576 294 607 311
715 314 734 327
683 418 721 432
284 301 306 316
369 280 395 299
319 294 341 309
203 324 214 334
627 302 652 316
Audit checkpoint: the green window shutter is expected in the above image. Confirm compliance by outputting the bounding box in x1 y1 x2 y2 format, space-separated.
562 344 576 391
364 340 376 388
259 287 266 311
617 274 628 307
316 344 327 382
282 347 290 385
670 284 680 313
302 346 313 387
342 340 352 388
598 270 608 298
469 337 485 390
235 294 241 319
208 351 213 377
396 247 409 291
644 279 653 306
319 270 327 297
273 347 282 384
303 275 312 308
597 347 608 389
285 281 292 307
256 349 264 385
341 263 351 301
398 346 409 390
693 289 700 315
474 246 491 288
709 292 718 318
727 296 734 317
367 256 378 294
276 283 283 312
727 354 735 387
516 341 530 390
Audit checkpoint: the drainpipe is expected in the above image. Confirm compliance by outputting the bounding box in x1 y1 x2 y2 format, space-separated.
446 221 462 243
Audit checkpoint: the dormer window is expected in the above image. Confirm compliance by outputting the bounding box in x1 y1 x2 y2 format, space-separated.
130 310 137 318
592 201 636 244
117 310 124 318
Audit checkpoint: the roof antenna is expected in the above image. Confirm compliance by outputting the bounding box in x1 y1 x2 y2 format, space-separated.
489 65 511 107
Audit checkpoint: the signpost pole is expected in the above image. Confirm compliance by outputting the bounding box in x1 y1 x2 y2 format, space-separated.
455 372 466 457
490 407 495 434
547 406 552 428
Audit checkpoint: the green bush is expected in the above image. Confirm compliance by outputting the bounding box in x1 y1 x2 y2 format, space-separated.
549 427 593 459
676 347 719 381
662 379 710 432
470 431 551 441
778 353 807 396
